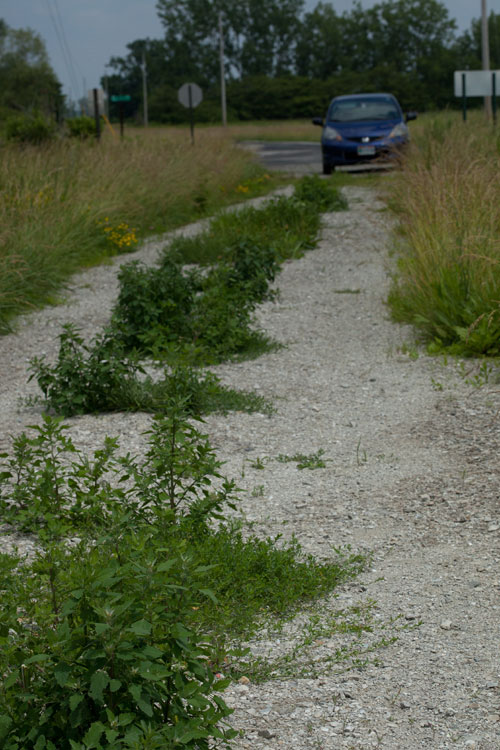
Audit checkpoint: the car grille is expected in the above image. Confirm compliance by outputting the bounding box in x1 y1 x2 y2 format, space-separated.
348 135 384 144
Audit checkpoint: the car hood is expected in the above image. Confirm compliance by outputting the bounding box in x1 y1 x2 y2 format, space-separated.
326 119 401 139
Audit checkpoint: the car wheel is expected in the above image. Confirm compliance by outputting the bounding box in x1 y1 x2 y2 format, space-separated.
322 162 333 175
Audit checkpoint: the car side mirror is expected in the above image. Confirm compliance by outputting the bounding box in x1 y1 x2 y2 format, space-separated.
405 111 418 122
312 117 324 127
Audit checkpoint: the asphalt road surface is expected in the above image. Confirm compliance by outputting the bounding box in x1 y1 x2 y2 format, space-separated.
240 140 322 175
241 140 393 176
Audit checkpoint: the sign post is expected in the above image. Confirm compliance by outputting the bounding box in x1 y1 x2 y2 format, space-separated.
110 94 131 138
87 88 105 140
177 83 203 144
454 70 500 123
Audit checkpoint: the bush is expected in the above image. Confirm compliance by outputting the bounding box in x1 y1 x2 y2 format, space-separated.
112 247 276 364
0 415 365 747
66 115 97 139
0 536 236 750
293 174 348 212
29 325 273 417
4 112 56 145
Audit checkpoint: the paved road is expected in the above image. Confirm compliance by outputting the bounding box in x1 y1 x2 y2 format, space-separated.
240 140 322 175
241 139 393 176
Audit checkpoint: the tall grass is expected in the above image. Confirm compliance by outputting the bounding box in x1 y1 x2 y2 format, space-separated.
0 130 279 333
388 111 500 355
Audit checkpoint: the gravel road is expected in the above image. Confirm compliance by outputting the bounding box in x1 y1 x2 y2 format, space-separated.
1 185 499 749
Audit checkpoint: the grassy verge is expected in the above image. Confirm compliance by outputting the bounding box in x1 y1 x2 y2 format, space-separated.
0 130 283 334
148 119 321 142
387 111 500 356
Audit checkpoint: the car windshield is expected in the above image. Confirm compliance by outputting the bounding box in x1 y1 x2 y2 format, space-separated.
329 98 400 123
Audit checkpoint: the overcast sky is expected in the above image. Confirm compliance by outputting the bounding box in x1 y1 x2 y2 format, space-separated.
1 1 497 102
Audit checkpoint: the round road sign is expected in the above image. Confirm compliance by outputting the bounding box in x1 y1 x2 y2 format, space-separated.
178 82 203 109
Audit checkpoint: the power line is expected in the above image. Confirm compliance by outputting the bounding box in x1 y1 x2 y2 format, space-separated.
44 0 80 101
52 0 84 87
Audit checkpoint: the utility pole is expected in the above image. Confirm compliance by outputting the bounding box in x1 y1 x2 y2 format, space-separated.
482 0 493 118
219 12 227 127
141 49 149 127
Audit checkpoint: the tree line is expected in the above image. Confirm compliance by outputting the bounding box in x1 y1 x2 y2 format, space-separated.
1 0 500 125
105 0 500 122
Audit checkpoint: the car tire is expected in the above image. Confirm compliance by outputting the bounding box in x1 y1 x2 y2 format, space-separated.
322 162 333 175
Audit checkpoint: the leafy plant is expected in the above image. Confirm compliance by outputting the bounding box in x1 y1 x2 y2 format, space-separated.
66 116 97 139
0 535 236 749
0 415 367 747
293 174 348 212
112 257 200 353
29 325 141 416
112 249 276 364
29 324 273 417
276 449 328 470
0 413 237 536
5 112 56 145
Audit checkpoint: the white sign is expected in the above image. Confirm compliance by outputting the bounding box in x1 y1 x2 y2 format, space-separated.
178 82 203 109
87 88 105 115
454 70 500 97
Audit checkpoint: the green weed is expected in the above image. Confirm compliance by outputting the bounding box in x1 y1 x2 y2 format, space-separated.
0 415 365 746
29 325 273 418
276 449 328 470
111 246 278 365
293 174 348 212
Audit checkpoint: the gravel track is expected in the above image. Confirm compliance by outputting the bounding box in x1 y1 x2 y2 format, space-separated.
1 186 499 749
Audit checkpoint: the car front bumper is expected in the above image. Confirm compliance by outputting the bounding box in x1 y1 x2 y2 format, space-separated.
322 137 407 166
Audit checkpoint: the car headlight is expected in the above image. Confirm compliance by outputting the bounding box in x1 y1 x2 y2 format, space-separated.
389 123 409 139
323 126 342 142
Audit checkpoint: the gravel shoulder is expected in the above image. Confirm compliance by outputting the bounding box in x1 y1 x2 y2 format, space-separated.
1 186 500 749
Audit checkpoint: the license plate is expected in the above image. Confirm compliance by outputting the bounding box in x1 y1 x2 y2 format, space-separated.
357 145 376 156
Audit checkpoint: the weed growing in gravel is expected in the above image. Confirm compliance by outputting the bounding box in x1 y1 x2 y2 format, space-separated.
167 175 348 268
237 601 409 683
29 325 273 417
0 415 364 746
293 174 348 213
276 449 328 470
249 450 328 471
111 242 279 364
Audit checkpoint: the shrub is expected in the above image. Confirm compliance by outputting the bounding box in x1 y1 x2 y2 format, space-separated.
293 174 348 212
4 112 56 145
29 325 273 418
0 535 236 750
0 415 365 747
112 249 275 364
66 115 97 139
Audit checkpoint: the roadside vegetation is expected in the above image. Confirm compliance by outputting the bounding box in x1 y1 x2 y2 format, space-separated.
388 111 500 356
29 176 347 416
0 131 283 334
0 173 359 746
0 414 364 748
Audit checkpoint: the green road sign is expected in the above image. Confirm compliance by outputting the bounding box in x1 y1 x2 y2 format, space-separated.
110 95 131 102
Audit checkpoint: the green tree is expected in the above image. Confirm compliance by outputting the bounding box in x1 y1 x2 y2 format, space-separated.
0 19 62 117
454 11 500 70
156 0 304 80
294 2 343 79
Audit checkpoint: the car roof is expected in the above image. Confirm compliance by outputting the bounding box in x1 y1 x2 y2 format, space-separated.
332 93 398 102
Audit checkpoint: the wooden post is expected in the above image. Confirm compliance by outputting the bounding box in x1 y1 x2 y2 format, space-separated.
93 88 101 141
462 73 467 122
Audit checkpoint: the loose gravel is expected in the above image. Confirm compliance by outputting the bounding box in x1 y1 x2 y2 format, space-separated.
1 185 499 749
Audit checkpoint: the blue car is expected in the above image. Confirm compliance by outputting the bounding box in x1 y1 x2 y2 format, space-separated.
313 93 417 174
